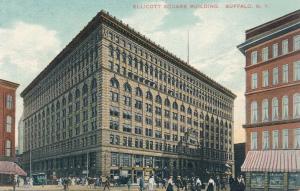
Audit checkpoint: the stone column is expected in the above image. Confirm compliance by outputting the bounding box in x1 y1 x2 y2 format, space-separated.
264 172 268 191
245 172 251 191
283 172 288 191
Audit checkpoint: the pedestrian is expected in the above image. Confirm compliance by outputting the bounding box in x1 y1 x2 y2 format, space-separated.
207 177 215 191
166 176 174 191
220 177 226 191
195 177 202 191
148 175 155 191
127 177 132 191
103 176 110 191
216 176 221 191
139 176 144 191
162 177 167 189
229 175 234 191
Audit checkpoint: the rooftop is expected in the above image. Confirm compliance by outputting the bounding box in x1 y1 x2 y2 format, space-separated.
0 79 19 89
21 10 236 99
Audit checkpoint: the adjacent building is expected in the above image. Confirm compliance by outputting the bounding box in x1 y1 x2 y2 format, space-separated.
21 10 235 181
234 143 245 177
0 79 19 161
238 10 300 190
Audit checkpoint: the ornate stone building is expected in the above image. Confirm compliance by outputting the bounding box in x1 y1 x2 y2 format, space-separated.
21 11 235 181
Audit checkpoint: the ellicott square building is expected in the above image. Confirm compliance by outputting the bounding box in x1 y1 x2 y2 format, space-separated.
21 11 235 181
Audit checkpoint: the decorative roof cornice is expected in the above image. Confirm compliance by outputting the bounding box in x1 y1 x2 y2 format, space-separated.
0 79 19 89
21 10 236 99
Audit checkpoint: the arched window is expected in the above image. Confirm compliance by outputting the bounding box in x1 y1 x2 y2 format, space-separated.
82 84 88 95
5 140 11 157
180 105 185 112
136 87 143 97
173 102 178 110
109 45 114 57
155 95 162 104
282 96 289 119
75 89 80 98
110 78 119 88
62 97 66 106
165 98 170 107
272 97 279 120
91 78 97 90
146 91 153 100
122 51 126 62
262 99 269 122
124 83 132 93
116 48 120 60
128 55 132 66
251 101 258 123
294 93 300 118
56 101 60 110
187 107 192 115
68 93 73 103
6 116 12 132
194 110 198 117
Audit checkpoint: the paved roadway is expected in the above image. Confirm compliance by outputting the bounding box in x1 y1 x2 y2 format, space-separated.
0 185 229 191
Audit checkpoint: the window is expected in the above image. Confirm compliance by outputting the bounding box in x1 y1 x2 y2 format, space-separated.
272 130 279 149
295 128 300 148
294 93 300 118
273 67 278 85
251 51 257 65
272 43 278 58
251 101 258 123
6 116 12 132
124 83 132 93
262 99 269 122
262 70 269 87
272 97 279 120
5 140 11 157
283 129 289 149
294 61 300 81
136 87 143 97
262 47 268 61
251 73 258 89
251 132 257 150
282 96 289 119
282 39 288 55
110 92 119 102
293 35 300 51
6 95 13 109
282 64 289 83
110 78 119 88
263 131 269 150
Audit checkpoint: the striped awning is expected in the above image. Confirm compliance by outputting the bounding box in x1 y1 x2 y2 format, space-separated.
241 150 300 172
0 161 27 176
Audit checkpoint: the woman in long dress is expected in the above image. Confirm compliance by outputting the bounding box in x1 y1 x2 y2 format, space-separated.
166 176 174 191
207 177 215 191
148 176 155 191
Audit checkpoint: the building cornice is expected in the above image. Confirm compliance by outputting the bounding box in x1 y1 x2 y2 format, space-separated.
0 79 19 89
237 21 300 55
243 118 300 128
21 10 236 99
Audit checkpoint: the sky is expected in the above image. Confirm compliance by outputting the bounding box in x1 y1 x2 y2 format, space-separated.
0 0 299 146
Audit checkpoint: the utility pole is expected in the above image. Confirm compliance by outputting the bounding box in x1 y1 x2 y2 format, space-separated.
86 152 89 178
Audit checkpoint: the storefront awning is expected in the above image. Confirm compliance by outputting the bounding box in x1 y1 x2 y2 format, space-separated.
241 150 300 172
0 161 27 176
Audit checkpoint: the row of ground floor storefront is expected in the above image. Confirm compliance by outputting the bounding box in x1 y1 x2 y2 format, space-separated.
242 150 300 191
21 149 234 183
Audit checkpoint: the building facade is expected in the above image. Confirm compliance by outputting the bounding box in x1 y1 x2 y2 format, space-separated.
234 143 245 177
0 79 19 160
238 10 300 190
21 11 235 181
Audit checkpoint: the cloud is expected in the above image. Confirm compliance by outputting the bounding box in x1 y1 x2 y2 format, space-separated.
0 22 61 146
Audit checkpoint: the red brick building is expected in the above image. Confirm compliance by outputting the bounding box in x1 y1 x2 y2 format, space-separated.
238 10 300 190
0 79 19 160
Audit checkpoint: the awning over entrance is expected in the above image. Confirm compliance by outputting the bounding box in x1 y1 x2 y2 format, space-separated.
241 150 300 172
0 161 27 176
